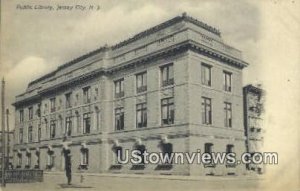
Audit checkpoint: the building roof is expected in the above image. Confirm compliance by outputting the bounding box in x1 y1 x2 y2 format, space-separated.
26 13 221 88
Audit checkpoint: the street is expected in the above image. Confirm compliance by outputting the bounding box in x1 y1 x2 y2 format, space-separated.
1 173 267 191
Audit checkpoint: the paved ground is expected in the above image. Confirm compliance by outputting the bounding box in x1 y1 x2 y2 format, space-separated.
1 173 267 191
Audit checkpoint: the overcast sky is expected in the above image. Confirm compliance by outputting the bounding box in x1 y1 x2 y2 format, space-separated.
1 0 262 110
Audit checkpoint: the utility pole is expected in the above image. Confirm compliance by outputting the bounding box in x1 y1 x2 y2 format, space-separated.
1 78 6 187
6 109 9 170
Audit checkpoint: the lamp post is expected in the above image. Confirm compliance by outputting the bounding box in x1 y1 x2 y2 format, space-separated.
1 78 6 187
6 109 9 170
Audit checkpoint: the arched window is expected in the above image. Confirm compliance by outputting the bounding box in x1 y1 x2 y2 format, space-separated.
131 144 146 170
204 143 214 168
155 142 173 170
80 148 89 170
161 143 173 164
47 149 55 170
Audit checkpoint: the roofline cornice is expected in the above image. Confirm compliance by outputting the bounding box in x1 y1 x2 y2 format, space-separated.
13 40 248 107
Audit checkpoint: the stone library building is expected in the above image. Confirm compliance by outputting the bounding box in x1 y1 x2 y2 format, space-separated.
12 13 250 176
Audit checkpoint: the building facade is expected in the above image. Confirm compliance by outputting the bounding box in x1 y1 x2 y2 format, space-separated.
243 84 265 174
13 13 249 176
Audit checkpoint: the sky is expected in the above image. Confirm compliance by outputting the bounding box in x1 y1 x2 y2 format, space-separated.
0 0 262 111
0 0 300 188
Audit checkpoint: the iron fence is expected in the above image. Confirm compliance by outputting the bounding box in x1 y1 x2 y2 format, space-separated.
0 169 43 183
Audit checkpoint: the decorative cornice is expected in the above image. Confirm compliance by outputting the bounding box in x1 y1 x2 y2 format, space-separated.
13 40 248 106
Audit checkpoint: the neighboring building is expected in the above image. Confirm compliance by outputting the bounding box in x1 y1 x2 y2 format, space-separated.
0 130 14 169
12 13 249 176
243 84 265 174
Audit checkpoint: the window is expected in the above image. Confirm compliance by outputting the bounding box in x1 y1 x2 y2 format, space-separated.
201 63 211 86
50 98 56 112
26 153 31 168
83 87 91 104
19 128 23 143
47 151 54 169
28 126 33 143
114 146 123 164
161 97 175 125
17 153 22 167
202 97 212 125
83 113 91 134
50 120 56 139
226 144 235 168
136 72 147 93
136 103 147 128
19 110 24 122
115 108 124 131
224 102 232 127
223 71 232 92
161 64 174 87
65 93 72 108
28 107 33 120
226 144 234 154
37 104 41 117
135 145 146 165
95 108 100 131
65 117 72 136
80 149 89 166
38 125 41 142
161 143 173 164
114 79 124 98
204 143 214 166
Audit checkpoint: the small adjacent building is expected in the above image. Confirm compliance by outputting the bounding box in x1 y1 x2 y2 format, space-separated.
243 84 265 174
12 13 249 176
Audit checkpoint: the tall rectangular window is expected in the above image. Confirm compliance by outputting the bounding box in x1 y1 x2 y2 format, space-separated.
115 79 124 98
223 71 232 92
136 72 147 93
50 120 56 139
50 98 56 112
19 110 24 122
202 97 212 125
28 126 33 143
115 108 124 131
19 128 23 143
38 125 41 142
161 97 175 125
83 113 91 134
65 93 72 108
224 102 232 127
65 117 72 136
81 149 89 166
83 87 91 104
226 144 235 167
136 103 147 128
161 64 174 87
26 154 31 168
201 63 212 86
28 107 33 120
204 143 214 165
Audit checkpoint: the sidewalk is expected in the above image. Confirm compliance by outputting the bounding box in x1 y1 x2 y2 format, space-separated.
45 171 265 182
3 171 266 191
